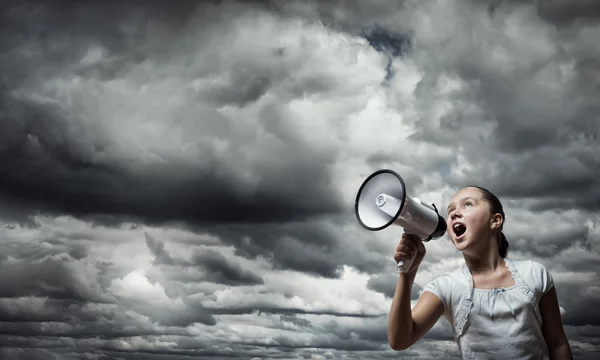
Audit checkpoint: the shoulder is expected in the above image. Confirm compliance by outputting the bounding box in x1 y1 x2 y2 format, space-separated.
510 258 554 296
511 258 552 279
422 274 452 297
422 266 469 298
421 265 470 318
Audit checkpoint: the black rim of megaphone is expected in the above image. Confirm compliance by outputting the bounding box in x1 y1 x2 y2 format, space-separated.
354 169 406 231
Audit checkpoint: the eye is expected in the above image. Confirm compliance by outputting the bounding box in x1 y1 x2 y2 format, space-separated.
464 201 473 208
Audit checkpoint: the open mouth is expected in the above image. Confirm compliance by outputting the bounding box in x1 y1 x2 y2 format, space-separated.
453 223 467 238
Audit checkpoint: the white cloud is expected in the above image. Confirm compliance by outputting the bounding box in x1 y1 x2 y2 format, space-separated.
109 271 171 304
205 266 388 316
1 0 600 359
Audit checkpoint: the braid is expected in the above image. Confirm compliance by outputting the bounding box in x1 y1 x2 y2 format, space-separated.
467 185 508 258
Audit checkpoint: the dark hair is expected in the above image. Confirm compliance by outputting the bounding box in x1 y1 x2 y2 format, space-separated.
467 186 509 258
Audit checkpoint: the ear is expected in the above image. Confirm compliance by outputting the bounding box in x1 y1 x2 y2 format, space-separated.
490 213 503 230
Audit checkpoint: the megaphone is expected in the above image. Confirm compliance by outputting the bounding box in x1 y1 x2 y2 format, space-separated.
354 169 447 273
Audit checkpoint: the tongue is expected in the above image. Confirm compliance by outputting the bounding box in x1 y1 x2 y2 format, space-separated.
454 224 466 236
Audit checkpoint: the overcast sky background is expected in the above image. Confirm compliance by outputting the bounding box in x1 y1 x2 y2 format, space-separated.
1 0 599 359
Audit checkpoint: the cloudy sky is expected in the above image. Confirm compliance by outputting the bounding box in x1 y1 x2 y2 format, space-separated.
1 0 599 359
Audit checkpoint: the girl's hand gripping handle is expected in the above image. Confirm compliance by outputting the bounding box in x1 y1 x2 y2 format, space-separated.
394 233 425 274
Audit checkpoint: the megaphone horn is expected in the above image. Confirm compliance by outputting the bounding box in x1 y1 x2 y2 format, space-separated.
354 169 447 273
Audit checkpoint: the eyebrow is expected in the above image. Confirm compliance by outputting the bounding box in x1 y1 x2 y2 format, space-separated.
447 197 477 212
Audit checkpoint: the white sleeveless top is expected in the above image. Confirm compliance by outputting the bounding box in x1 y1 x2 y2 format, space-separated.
422 257 554 360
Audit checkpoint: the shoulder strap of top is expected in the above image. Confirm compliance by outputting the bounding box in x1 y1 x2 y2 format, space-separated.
505 258 542 323
454 264 473 338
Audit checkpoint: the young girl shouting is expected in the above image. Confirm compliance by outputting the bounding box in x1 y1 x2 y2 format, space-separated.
388 186 573 359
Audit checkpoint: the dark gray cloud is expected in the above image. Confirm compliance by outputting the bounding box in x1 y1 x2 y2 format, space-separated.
402 2 600 212
0 89 341 224
1 0 600 359
197 218 389 279
205 305 383 318
0 256 113 303
0 0 342 227
280 314 312 328
145 232 264 286
535 0 600 25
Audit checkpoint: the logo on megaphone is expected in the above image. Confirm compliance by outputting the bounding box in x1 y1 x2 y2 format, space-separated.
354 169 447 272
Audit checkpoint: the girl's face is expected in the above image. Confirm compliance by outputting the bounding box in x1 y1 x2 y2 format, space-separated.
446 187 494 252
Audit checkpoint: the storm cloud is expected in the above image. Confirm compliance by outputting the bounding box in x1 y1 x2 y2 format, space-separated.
1 0 600 359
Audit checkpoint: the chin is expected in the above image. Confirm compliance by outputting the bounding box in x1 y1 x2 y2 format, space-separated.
452 234 470 250
453 242 468 252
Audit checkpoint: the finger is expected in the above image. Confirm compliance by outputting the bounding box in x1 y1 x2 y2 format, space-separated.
395 245 417 257
414 240 426 264
402 240 418 253
402 232 421 242
401 234 422 249
394 251 415 261
398 235 418 249
417 238 426 253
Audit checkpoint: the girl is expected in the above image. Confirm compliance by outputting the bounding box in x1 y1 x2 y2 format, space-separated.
387 186 573 359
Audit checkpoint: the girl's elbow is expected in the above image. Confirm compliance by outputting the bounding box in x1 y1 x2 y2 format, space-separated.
388 336 410 351
389 341 407 351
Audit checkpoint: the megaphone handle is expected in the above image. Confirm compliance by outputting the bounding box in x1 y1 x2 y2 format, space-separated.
396 251 417 273
397 227 422 273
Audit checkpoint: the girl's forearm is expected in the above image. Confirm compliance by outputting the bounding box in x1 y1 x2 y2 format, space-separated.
549 341 573 360
387 272 416 350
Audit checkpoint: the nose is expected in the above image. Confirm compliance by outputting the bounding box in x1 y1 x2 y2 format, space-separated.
450 210 462 220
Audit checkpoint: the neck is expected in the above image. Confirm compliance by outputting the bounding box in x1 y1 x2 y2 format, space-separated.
462 239 504 274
